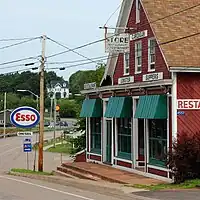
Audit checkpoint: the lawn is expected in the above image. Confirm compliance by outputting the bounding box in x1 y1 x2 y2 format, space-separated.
10 168 53 176
46 143 72 154
128 179 200 191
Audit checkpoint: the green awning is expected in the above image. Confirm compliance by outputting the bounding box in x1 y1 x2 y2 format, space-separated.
104 97 132 118
80 98 102 118
134 95 167 119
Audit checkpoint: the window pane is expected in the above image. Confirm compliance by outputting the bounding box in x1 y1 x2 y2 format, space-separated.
90 118 101 152
149 119 167 163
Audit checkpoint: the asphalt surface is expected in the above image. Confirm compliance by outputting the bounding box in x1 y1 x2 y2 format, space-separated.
134 190 200 200
0 130 67 172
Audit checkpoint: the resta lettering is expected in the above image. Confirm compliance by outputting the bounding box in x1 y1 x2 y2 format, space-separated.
15 113 36 121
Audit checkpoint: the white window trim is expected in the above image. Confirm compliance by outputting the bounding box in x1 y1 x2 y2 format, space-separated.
148 38 156 72
136 0 140 24
135 40 142 74
123 53 130 75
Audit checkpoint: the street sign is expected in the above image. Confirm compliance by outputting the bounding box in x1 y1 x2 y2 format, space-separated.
105 33 130 53
17 132 33 137
23 137 32 152
56 105 60 112
10 106 40 128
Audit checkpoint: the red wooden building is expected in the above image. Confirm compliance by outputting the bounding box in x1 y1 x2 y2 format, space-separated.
80 0 200 181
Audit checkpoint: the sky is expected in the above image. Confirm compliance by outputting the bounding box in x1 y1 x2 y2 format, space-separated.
0 0 121 80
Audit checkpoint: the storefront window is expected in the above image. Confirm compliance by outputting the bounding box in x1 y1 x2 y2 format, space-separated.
149 119 167 167
90 118 101 154
117 118 132 160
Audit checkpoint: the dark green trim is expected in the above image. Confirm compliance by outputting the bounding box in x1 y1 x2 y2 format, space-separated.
135 95 167 119
149 158 167 168
90 148 101 155
80 98 103 118
117 152 132 160
104 97 132 118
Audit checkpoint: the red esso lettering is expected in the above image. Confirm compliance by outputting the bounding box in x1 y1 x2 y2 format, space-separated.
15 113 36 121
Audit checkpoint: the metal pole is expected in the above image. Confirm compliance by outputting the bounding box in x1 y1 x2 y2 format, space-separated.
50 98 53 123
53 96 56 148
3 92 6 139
27 152 29 170
38 35 46 172
33 132 37 171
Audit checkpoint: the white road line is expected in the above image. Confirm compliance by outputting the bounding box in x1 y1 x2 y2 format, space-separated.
0 175 95 200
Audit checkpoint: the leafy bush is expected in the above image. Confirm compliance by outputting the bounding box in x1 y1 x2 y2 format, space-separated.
68 134 86 154
168 132 200 183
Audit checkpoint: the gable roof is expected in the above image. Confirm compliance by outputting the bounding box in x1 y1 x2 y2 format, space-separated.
143 0 200 68
48 81 68 88
101 0 200 84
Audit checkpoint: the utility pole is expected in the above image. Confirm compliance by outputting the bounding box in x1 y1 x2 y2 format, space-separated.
38 35 46 172
53 96 56 148
3 92 6 139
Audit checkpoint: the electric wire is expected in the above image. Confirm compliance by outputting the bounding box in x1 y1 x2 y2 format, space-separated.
47 37 98 64
0 37 41 50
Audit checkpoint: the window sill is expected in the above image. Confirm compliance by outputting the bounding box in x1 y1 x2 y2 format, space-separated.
135 71 142 75
123 73 130 76
148 67 156 72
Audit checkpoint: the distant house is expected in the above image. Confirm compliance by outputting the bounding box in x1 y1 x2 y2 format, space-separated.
47 81 69 99
0 109 13 127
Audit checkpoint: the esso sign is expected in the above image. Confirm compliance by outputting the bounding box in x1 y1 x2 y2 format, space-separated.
10 106 40 128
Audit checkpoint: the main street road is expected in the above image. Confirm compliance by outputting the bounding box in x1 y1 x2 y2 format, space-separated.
0 131 70 172
0 175 140 200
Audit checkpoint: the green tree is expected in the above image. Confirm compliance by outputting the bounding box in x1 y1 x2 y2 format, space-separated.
69 63 105 95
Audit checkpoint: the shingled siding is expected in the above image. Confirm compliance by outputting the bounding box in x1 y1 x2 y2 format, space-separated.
113 0 170 85
177 73 200 134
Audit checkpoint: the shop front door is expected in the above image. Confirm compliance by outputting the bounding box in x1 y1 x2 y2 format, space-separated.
106 120 112 164
138 119 145 165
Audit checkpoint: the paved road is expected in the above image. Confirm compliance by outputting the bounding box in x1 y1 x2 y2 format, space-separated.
0 174 145 200
0 131 71 172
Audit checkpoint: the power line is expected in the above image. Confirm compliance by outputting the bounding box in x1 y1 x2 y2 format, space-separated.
0 37 41 42
104 1 123 26
0 62 39 70
0 37 41 50
0 56 39 66
46 55 112 65
148 2 200 25
47 37 98 64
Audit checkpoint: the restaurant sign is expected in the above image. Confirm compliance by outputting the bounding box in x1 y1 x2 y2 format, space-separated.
177 99 200 110
84 82 96 90
118 76 134 85
143 72 163 82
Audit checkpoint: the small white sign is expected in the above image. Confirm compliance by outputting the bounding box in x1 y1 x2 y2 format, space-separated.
143 72 163 82
130 30 148 40
118 76 134 85
177 99 200 110
105 33 130 53
84 82 96 90
17 132 33 137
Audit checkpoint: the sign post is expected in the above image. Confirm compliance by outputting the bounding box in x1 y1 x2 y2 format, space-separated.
23 137 32 170
10 106 40 171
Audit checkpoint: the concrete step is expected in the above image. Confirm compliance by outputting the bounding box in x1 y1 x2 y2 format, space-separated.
52 170 77 179
61 163 126 184
57 166 100 181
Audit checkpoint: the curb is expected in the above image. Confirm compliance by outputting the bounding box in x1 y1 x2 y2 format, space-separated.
6 171 156 200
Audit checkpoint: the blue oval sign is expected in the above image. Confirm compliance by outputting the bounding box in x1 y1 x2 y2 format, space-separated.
10 106 40 128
